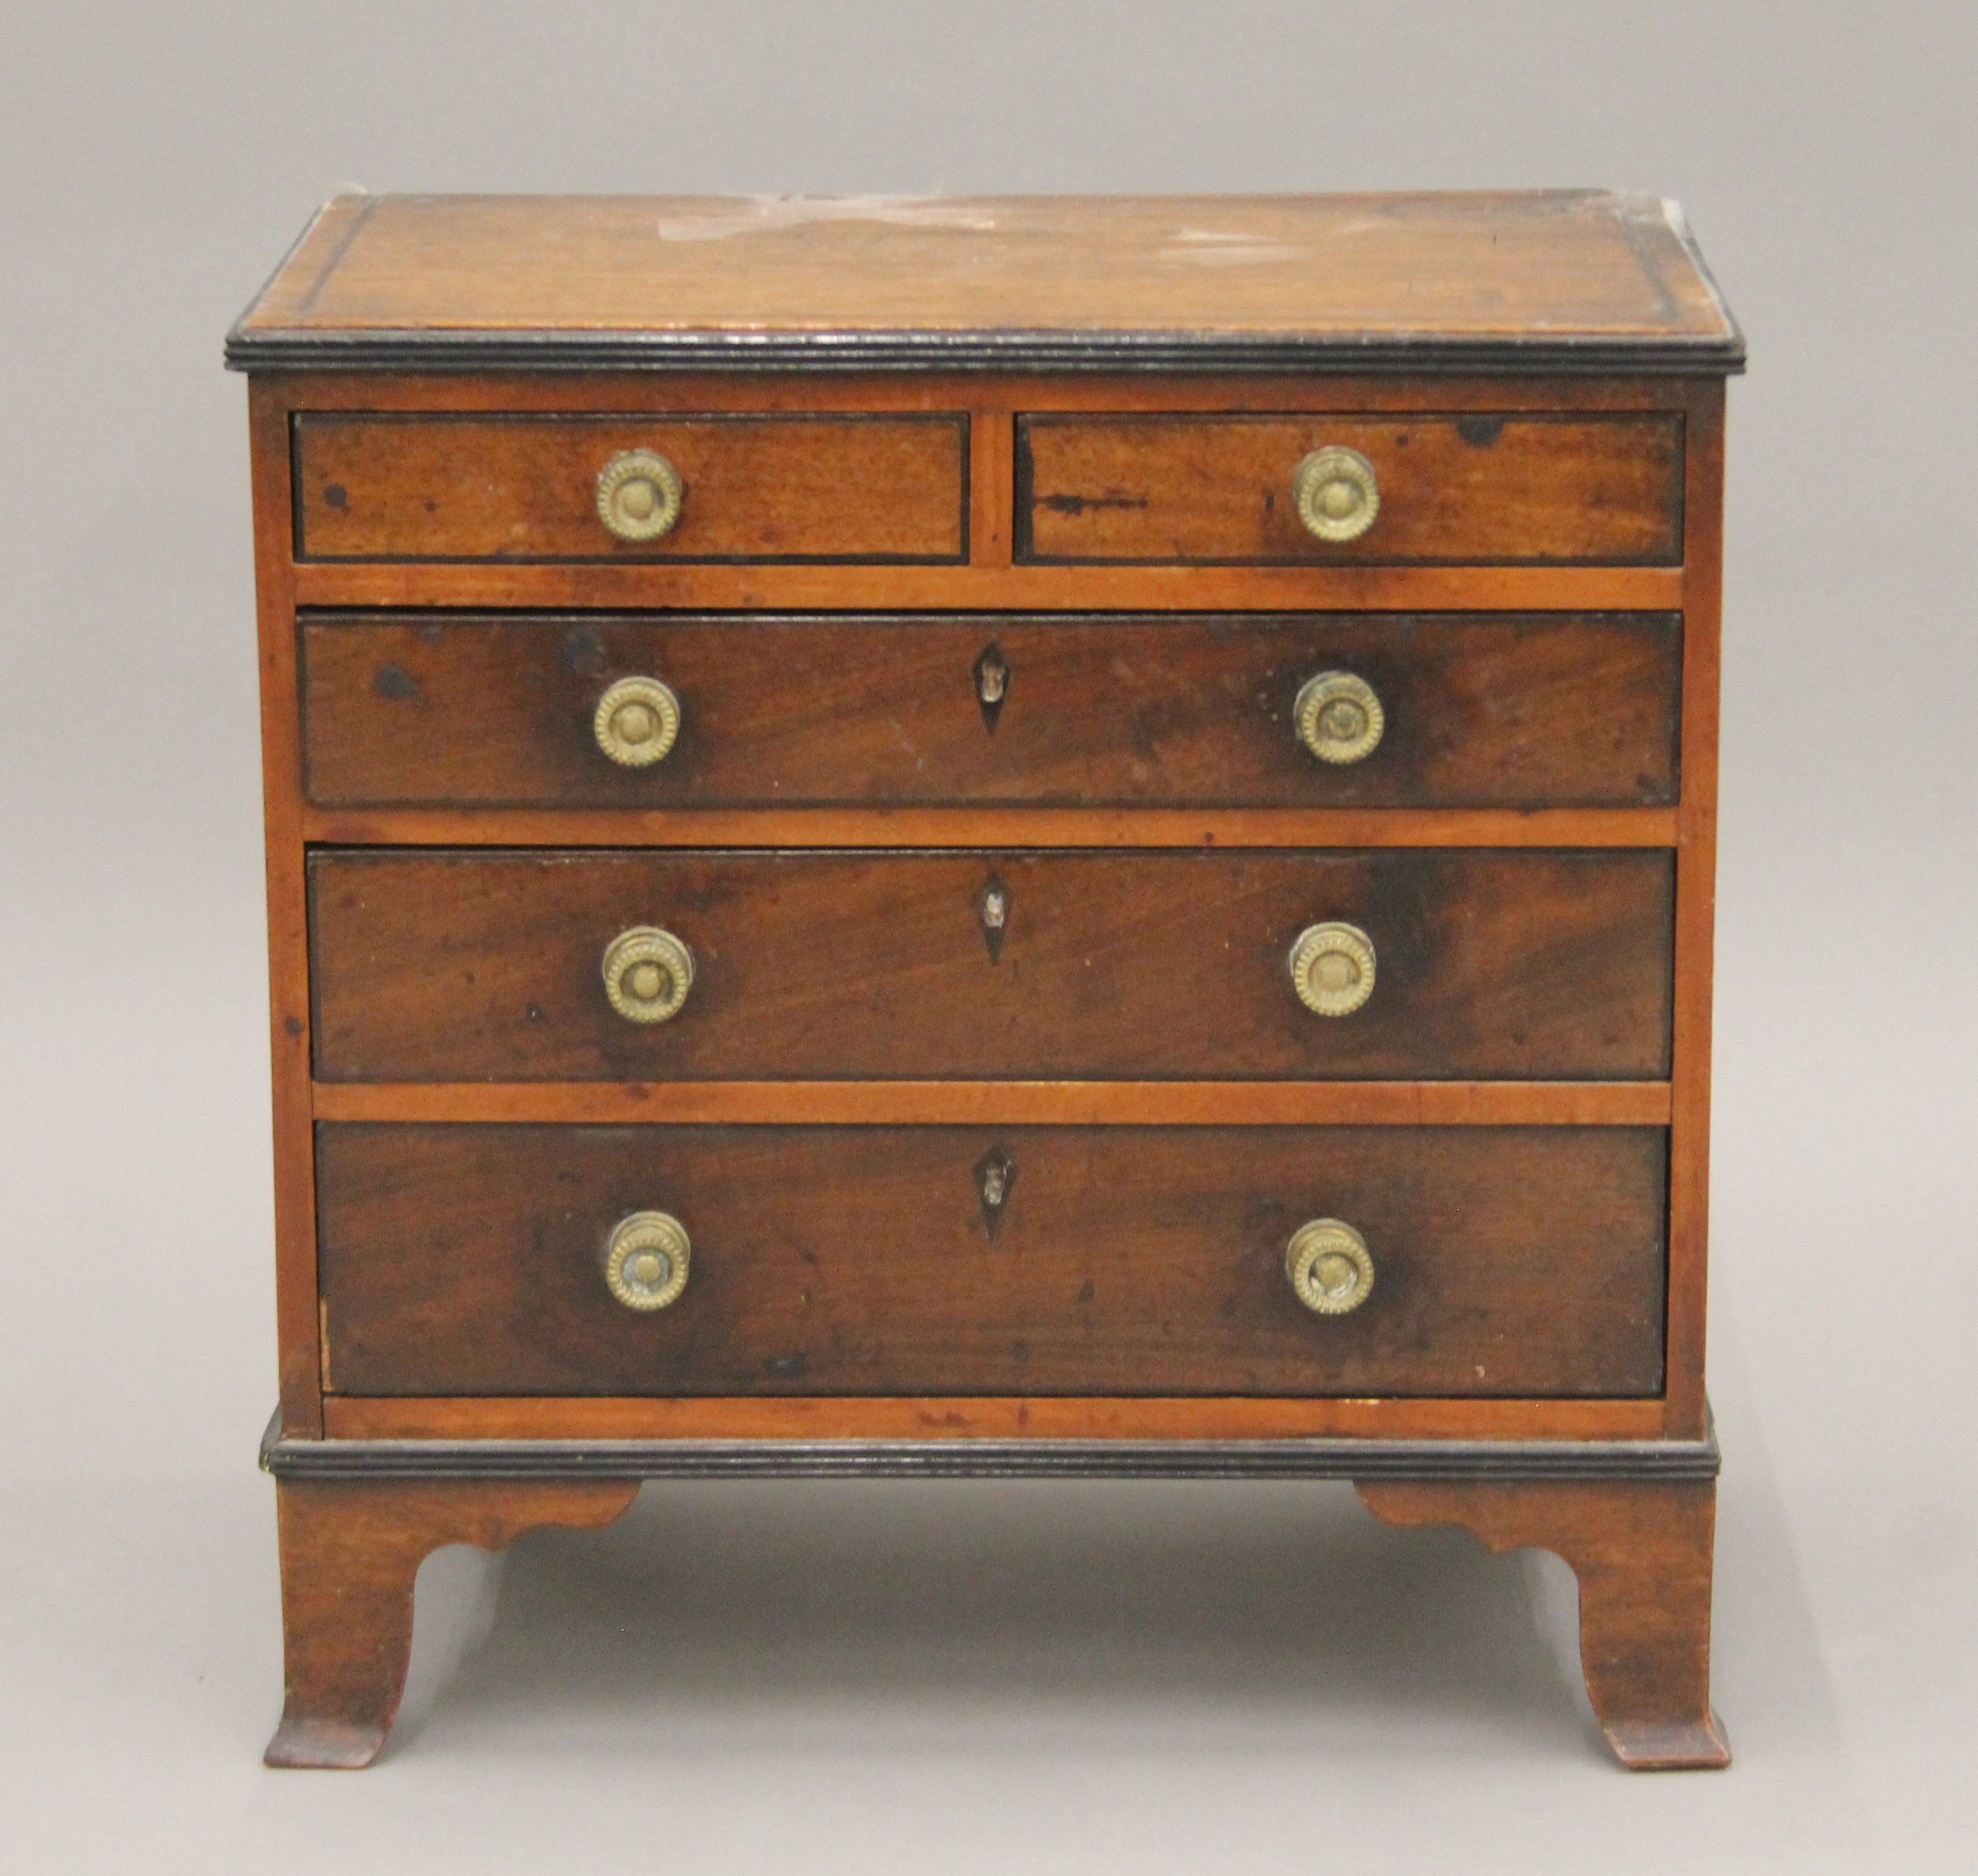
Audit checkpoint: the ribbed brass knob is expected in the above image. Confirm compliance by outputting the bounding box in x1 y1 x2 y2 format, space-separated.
1294 671 1385 765
1288 921 1377 1017
1293 447 1380 543
1286 1219 1375 1316
601 926 695 1024
604 1210 691 1311
596 449 685 542
594 675 682 767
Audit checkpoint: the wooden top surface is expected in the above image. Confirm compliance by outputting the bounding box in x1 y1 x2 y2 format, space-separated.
228 192 1740 374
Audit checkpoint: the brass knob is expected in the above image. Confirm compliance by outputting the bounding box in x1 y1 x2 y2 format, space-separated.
601 926 695 1024
596 449 684 542
1293 446 1380 543
604 1210 691 1311
1288 921 1376 1017
1294 671 1385 765
1286 1219 1375 1316
594 675 682 767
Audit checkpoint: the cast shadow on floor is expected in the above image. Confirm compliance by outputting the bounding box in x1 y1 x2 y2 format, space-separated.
393 1478 1600 1763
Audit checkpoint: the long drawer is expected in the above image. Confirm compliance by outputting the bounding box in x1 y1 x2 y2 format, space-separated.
300 611 1681 810
316 1122 1669 1397
307 847 1675 1082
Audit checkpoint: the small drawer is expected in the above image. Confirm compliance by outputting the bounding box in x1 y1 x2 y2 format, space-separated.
292 413 968 562
1017 413 1683 565
307 847 1675 1082
315 1122 1669 1397
301 611 1681 810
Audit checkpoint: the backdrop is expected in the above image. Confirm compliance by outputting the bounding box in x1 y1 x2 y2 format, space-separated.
2 4 1971 1870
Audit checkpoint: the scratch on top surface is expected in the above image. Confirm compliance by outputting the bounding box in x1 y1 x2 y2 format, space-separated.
653 195 1002 241
1167 228 1304 267
1659 197 1740 333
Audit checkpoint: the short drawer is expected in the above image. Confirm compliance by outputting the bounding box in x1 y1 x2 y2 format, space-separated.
1018 413 1683 564
301 611 1681 810
292 413 968 562
308 847 1674 1082
316 1122 1669 1397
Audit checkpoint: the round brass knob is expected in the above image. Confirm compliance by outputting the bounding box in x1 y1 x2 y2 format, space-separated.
596 449 685 542
1294 671 1385 765
1288 921 1377 1017
601 926 695 1024
1286 1219 1375 1316
1293 446 1380 543
594 675 682 767
604 1210 691 1311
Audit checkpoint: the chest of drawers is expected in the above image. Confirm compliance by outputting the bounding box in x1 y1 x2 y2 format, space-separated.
230 191 1740 1770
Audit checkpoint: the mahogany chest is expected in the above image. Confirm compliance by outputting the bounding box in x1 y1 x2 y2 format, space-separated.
230 191 1740 1769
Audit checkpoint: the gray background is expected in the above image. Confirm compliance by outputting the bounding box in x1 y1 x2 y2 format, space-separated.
2 2 1972 1869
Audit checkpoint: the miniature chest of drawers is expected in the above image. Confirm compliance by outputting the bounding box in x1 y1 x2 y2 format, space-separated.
230 191 1740 1770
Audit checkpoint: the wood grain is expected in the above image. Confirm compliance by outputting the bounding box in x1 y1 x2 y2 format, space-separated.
288 558 1686 614
1665 381 1725 1437
300 611 1681 811
255 366 1704 417
1020 415 1682 565
1358 1477 1728 1768
299 804 1680 851
309 1079 1673 1127
267 1477 638 1768
307 847 1677 1082
321 1393 1674 1443
248 383 323 1437
229 192 1740 369
970 400 1015 566
315 1122 1668 1398
293 413 966 562
233 194 1739 1774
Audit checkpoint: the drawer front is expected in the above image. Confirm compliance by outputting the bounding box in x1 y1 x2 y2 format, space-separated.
292 413 967 562
308 848 1674 1081
302 611 1681 810
317 1122 1668 1397
1018 414 1682 565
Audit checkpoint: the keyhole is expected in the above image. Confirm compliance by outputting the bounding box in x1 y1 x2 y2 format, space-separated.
976 874 1012 962
974 1145 1016 1237
972 643 1011 732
